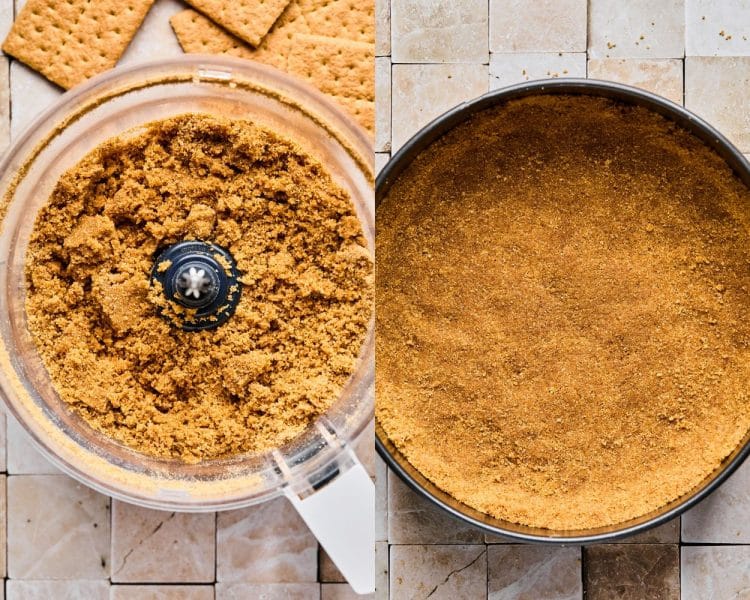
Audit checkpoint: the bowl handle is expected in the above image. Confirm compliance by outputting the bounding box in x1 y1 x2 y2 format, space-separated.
286 458 375 594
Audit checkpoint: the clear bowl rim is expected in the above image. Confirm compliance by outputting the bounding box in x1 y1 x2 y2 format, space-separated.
0 55 374 510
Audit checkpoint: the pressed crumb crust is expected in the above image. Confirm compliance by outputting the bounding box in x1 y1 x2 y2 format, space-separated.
25 113 373 463
376 95 750 530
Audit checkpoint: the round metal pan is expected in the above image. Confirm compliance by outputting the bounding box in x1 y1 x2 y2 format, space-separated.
375 78 750 543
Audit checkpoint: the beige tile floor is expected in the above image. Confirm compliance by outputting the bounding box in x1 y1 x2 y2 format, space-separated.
377 1 750 598
0 1 375 599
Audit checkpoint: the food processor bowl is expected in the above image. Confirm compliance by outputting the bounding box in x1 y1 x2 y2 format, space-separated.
0 56 374 592
376 78 750 544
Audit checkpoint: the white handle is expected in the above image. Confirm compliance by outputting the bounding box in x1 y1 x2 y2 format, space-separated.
286 461 375 595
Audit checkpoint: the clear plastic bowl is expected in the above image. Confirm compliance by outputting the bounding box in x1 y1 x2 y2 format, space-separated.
0 56 374 511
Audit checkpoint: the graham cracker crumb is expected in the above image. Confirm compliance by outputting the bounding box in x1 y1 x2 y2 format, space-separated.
377 95 750 530
2 0 155 89
26 113 372 462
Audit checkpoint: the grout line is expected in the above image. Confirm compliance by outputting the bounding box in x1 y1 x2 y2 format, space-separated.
388 0 393 64
682 55 686 107
586 0 592 60
486 0 490 65
581 545 587 597
3 476 6 582
389 57 393 159
387 542 392 597
387 59 490 65
213 510 218 584
108 495 113 583
109 582 215 587
680 542 750 547
585 0 590 78
485 542 489 597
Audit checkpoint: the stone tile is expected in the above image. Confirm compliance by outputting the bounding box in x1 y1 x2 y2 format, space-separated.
588 0 685 59
488 545 582 600
685 0 750 57
584 544 679 600
0 0 12 55
489 53 586 89
214 583 320 600
387 470 483 544
6 414 60 475
119 0 185 66
587 58 684 104
685 57 750 153
319 546 345 583
217 497 317 582
110 586 214 600
619 517 680 543
389 545 487 599
6 581 109 600
375 541 388 600
490 0 587 53
375 0 390 56
375 456 387 541
353 419 376 478
391 63 488 151
321 583 372 599
375 57 391 153
7 474 110 579
111 501 215 583
10 61 62 140
0 411 6 473
392 0 488 63
0 476 5 577
375 153 390 175
681 546 750 600
682 460 750 542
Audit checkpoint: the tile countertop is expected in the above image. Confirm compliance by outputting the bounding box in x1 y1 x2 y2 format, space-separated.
0 1 375 599
376 1 750 599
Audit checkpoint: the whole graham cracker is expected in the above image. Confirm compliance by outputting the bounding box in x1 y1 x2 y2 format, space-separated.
2 0 156 90
287 34 373 102
170 10 257 61
170 6 303 69
183 0 291 47
333 96 374 132
297 0 374 44
170 0 374 63
170 9 375 132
